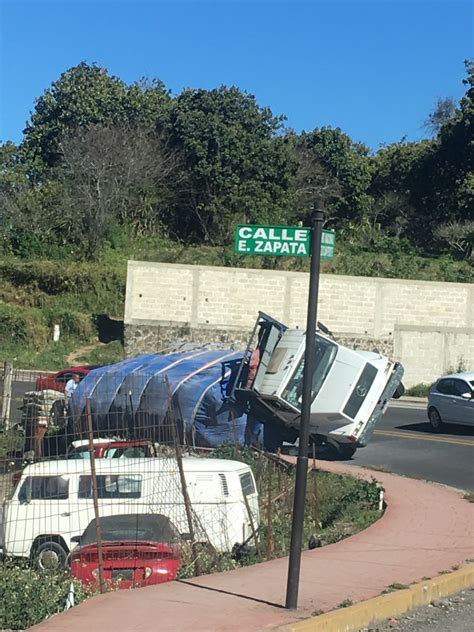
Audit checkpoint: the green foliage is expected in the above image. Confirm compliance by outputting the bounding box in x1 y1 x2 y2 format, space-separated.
2 60 473 262
209 444 382 559
177 546 238 579
0 561 94 630
0 260 125 300
0 428 24 458
0 340 81 370
23 62 171 168
293 127 373 222
165 86 295 244
0 302 49 349
76 340 125 367
405 383 432 397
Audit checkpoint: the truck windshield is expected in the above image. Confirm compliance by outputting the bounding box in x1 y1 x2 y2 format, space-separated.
282 336 337 408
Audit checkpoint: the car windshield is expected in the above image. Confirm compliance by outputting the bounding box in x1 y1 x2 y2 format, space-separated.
282 335 338 408
80 514 180 546
67 447 90 459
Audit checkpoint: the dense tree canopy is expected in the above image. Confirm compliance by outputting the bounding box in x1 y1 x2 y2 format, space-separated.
0 60 472 261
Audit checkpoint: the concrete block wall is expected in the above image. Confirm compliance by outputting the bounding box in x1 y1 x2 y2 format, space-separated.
124 261 474 387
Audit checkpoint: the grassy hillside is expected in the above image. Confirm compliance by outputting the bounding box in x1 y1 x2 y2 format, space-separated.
0 237 472 369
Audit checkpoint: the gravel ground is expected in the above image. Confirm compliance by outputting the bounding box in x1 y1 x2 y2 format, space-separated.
359 587 474 631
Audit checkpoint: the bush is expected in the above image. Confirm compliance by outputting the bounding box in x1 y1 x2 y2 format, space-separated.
0 561 93 630
44 308 95 340
405 383 432 397
209 444 383 558
0 428 25 458
0 302 49 350
0 260 126 301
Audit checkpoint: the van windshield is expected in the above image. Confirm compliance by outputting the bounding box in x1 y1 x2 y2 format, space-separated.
282 336 337 408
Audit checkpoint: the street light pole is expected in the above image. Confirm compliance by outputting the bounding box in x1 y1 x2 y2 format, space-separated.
285 208 324 610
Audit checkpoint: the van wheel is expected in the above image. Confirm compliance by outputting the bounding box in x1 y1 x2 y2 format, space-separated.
34 541 68 572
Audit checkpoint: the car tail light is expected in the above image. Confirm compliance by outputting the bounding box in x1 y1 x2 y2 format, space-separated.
144 567 153 579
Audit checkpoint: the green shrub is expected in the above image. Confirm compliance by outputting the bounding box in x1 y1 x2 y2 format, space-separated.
44 308 95 340
76 340 125 366
405 383 432 397
0 428 25 458
0 260 125 300
0 561 93 630
0 302 49 350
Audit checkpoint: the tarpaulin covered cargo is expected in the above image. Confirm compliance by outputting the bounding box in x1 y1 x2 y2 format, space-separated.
69 351 248 448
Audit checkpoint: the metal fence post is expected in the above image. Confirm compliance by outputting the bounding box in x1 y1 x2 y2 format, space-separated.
1 361 14 430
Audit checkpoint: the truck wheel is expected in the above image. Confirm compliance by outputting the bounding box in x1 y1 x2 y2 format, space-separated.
338 444 357 459
329 442 357 460
263 425 283 453
34 541 68 572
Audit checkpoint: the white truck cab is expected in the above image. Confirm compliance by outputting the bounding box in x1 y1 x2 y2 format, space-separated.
233 312 404 457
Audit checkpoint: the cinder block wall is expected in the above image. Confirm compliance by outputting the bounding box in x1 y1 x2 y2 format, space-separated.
124 261 474 387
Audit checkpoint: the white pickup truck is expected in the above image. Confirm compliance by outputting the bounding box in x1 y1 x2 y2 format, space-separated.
232 312 404 458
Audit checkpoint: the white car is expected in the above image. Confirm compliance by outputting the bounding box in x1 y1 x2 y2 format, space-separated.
428 372 474 431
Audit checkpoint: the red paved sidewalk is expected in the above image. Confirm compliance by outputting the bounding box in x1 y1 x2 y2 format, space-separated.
32 462 474 632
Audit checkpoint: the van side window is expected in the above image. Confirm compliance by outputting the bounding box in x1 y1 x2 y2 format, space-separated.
239 472 256 497
18 476 69 501
78 475 142 499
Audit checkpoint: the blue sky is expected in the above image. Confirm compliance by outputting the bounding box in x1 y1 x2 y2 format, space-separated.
0 0 472 150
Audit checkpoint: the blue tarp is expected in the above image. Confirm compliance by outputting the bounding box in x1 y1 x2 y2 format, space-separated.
69 351 250 448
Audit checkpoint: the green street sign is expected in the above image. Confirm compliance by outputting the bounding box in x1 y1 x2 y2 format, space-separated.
321 228 336 260
234 224 335 259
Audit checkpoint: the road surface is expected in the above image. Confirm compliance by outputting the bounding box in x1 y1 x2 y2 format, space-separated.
345 404 474 492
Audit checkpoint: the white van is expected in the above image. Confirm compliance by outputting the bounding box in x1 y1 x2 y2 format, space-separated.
2 457 259 569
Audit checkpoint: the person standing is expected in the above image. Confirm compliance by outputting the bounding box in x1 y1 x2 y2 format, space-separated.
65 373 80 402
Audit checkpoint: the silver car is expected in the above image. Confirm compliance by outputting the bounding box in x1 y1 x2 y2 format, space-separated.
428 371 474 431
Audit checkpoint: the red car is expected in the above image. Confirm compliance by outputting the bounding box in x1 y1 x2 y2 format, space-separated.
35 366 99 393
70 514 182 589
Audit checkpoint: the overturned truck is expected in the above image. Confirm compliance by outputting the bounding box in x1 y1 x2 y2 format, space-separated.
70 313 404 458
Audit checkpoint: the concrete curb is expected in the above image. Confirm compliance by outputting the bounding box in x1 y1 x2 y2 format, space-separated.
278 563 474 632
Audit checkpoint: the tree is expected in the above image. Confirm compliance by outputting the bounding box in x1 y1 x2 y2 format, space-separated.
23 63 171 168
424 97 457 136
58 124 180 258
0 142 64 257
165 86 295 243
284 132 342 224
293 128 373 224
434 220 474 260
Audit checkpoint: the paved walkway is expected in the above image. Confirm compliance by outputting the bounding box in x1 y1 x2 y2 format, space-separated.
32 461 474 632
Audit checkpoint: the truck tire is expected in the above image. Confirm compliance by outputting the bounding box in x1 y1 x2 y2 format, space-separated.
327 441 357 460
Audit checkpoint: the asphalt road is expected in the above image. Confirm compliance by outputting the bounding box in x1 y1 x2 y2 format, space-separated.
344 403 474 492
